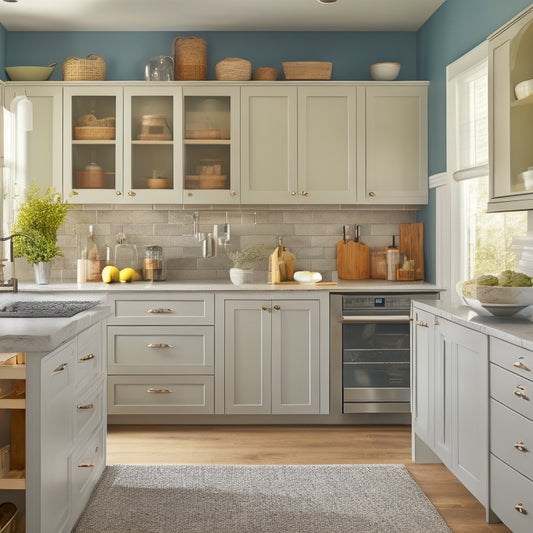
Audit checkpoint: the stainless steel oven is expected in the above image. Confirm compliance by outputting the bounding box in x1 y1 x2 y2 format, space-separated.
330 292 438 414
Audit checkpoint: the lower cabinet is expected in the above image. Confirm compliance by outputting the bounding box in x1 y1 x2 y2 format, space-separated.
221 298 320 415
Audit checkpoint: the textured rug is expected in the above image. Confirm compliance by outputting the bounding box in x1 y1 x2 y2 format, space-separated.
74 464 451 533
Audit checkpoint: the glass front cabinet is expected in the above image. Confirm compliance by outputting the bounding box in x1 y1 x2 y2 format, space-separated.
489 4 533 212
182 86 240 204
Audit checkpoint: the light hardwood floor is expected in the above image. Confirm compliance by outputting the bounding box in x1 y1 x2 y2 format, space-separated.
107 424 511 533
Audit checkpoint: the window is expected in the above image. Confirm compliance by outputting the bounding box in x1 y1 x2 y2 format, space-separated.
434 41 527 301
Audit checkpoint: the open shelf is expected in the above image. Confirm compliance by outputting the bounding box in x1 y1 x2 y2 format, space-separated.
184 139 231 145
0 470 25 490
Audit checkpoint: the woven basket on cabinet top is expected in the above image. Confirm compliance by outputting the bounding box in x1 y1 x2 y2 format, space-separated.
252 67 278 80
215 57 252 81
282 61 332 80
62 53 106 81
174 36 207 80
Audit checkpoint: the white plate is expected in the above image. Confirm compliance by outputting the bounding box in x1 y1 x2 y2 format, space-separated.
293 271 322 284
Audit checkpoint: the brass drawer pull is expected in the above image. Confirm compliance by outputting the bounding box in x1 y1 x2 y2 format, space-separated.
513 385 530 401
514 503 528 515
79 353 95 362
77 403 94 410
273 305 280 311
262 305 270 311
416 320 429 328
148 308 173 314
53 362 68 375
147 388 172 394
513 360 531 372
513 441 528 452
147 343 173 349
78 463 95 468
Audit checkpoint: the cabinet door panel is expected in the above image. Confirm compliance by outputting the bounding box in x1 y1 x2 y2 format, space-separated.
271 300 320 414
241 86 298 203
224 301 271 414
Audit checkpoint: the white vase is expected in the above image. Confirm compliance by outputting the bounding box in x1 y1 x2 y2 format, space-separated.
33 262 51 285
229 268 254 285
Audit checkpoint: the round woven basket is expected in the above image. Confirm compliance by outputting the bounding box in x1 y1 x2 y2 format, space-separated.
252 67 278 81
62 54 106 81
174 36 207 80
215 57 252 81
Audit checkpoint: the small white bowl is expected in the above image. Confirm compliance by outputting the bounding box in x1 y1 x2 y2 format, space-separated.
293 271 322 284
518 168 533 190
515 79 533 100
369 62 401 81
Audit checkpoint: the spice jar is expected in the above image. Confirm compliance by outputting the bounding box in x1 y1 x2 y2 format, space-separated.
143 245 166 281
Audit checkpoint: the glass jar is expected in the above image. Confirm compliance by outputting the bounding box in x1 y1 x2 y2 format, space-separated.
143 245 166 281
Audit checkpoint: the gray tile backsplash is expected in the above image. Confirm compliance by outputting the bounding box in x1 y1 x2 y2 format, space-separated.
14 204 418 282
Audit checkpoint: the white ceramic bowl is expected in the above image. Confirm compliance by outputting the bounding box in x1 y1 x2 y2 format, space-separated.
369 62 401 81
518 168 533 190
293 271 322 284
515 79 533 100
5 63 57 81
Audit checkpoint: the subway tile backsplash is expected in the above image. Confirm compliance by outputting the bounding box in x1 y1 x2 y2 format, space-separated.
14 204 418 282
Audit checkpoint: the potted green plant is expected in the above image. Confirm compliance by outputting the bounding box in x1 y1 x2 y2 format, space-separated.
227 245 265 285
11 183 70 284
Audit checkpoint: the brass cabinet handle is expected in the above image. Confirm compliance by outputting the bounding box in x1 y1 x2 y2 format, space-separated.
230 190 237 197
78 463 95 468
290 191 297 196
147 343 173 349
71 190 79 196
261 305 270 311
300 190 309 197
368 191 376 197
514 503 528 515
416 320 429 328
147 388 172 393
53 362 68 375
187 192 193 197
79 353 95 362
148 308 173 314
273 305 280 310
128 190 136 197
434 317 440 325
513 359 531 372
77 403 94 410
115 190 122 196
513 385 530 401
513 441 528 452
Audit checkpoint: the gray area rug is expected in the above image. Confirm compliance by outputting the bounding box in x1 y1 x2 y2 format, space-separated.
74 464 451 533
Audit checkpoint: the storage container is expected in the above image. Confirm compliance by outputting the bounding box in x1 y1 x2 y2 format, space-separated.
62 53 106 81
174 36 207 80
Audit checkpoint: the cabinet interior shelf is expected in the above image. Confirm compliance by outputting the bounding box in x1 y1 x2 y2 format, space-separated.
511 93 533 107
131 140 174 145
0 395 26 409
72 140 116 145
0 470 26 490
184 139 231 145
0 365 26 380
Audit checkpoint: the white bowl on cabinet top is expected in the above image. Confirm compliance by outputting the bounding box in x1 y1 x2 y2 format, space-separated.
369 62 401 81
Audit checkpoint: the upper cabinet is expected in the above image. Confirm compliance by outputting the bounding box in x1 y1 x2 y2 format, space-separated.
488 4 533 212
182 85 240 204
358 85 428 204
240 85 357 204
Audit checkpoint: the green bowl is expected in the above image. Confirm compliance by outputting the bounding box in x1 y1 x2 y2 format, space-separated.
5 63 57 81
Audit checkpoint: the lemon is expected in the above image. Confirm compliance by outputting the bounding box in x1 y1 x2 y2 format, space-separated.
119 267 136 283
101 265 120 283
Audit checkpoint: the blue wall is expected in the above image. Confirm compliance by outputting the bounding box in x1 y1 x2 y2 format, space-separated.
417 0 532 283
4 31 417 82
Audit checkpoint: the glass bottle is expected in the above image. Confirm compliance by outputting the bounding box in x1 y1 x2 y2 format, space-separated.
85 225 102 282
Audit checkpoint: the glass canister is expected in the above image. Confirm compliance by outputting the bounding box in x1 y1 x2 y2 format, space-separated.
143 245 166 281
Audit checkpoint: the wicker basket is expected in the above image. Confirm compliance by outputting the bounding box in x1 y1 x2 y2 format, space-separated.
174 36 207 80
73 126 116 140
62 53 106 81
76 114 115 127
216 57 252 81
253 67 278 81
282 61 332 80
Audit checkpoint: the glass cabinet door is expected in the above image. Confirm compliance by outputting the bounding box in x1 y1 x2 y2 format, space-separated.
64 86 123 203
182 86 240 204
124 86 182 202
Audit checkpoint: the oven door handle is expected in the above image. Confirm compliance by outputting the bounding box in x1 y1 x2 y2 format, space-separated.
340 315 410 324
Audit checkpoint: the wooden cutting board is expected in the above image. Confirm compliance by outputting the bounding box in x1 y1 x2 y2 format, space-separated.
399 223 424 280
336 240 370 280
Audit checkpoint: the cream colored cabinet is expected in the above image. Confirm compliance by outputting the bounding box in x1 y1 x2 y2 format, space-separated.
488 4 533 212
106 292 215 415
240 85 357 204
182 85 240 204
220 298 320 415
359 84 428 204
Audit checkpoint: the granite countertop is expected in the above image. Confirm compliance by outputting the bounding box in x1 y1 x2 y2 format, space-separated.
413 297 533 350
17 279 442 293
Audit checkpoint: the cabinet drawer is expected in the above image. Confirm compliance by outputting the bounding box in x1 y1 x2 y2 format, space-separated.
491 399 533 481
76 322 103 390
491 455 533 533
491 363 533 420
108 375 214 414
491 337 533 380
73 376 105 442
109 293 214 325
70 425 106 525
107 326 214 375
42 340 75 397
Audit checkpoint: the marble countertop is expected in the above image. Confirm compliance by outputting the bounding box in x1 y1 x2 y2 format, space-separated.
413 297 533 350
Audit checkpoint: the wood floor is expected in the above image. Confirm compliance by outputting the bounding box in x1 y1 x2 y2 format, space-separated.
107 424 511 533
